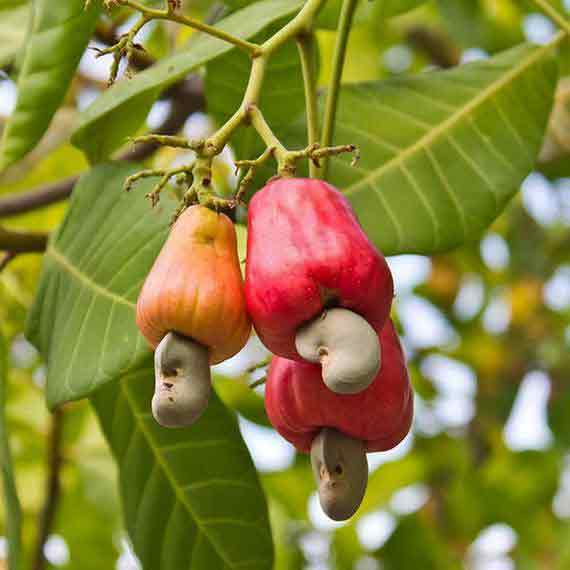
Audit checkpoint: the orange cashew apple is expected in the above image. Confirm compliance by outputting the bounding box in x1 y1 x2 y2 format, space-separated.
137 205 251 427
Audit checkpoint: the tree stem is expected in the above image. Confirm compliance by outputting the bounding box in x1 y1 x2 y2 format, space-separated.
261 0 325 55
205 0 326 157
249 107 288 165
32 408 65 570
297 33 319 177
0 228 48 253
320 0 359 179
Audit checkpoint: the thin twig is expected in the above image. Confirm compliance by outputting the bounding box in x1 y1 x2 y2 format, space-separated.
0 180 75 218
32 407 65 570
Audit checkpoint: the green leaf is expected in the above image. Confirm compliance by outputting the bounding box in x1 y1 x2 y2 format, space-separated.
0 0 28 7
0 332 23 570
328 40 560 256
269 501 305 570
222 0 259 8
436 0 524 52
375 0 426 19
0 4 30 68
262 458 313 520
91 359 274 570
316 0 374 29
359 454 426 515
380 514 460 569
26 162 174 408
215 375 270 427
332 525 362 570
72 0 303 163
0 0 100 170
25 161 274 567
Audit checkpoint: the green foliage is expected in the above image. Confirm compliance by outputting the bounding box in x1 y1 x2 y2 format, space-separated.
0 4 30 68
263 458 314 520
316 0 375 30
25 162 273 566
26 163 172 408
2 0 570 568
329 41 559 255
375 0 427 19
380 513 460 569
436 0 524 52
215 375 270 427
71 0 303 162
91 358 273 569
0 0 100 170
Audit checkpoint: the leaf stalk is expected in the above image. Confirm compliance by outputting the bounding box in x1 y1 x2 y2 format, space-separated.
319 0 360 179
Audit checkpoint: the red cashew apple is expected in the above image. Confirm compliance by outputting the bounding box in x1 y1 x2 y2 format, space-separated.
137 205 251 427
246 178 393 394
265 319 413 520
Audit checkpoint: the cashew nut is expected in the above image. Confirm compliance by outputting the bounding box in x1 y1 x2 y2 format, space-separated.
295 308 380 394
310 427 368 521
152 332 211 428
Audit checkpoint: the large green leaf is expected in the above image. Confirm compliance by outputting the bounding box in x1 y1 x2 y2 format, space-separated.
222 0 259 7
72 0 303 163
360 454 426 516
26 162 173 408
316 0 374 30
0 0 100 170
0 332 23 570
375 0 426 19
91 359 273 570
435 0 524 52
26 161 274 566
215 375 270 427
332 525 362 570
269 501 305 570
379 514 460 569
262 459 313 521
0 4 30 68
327 39 560 256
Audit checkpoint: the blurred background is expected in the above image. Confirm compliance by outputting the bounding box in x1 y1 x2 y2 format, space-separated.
1 0 570 568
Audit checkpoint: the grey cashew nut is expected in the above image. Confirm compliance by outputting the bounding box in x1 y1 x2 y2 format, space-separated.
310 427 368 521
152 331 211 428
295 308 381 394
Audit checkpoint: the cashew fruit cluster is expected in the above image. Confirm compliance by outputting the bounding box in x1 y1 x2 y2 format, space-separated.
137 205 250 427
246 179 413 521
135 178 413 521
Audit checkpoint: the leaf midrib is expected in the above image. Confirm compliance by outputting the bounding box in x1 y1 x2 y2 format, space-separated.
119 378 248 570
343 33 564 196
47 246 135 310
